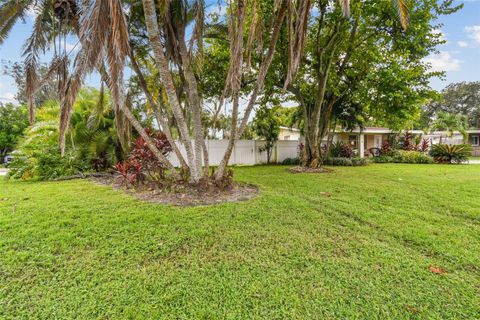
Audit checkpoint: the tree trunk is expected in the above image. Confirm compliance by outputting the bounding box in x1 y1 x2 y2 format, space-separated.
177 28 208 179
128 47 188 169
142 0 199 183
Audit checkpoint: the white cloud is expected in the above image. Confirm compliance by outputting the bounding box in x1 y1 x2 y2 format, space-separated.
465 25 480 44
457 41 468 48
424 51 462 72
0 92 17 104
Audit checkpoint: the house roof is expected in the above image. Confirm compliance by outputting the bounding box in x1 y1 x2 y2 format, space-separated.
342 127 424 134
280 126 480 136
279 126 301 132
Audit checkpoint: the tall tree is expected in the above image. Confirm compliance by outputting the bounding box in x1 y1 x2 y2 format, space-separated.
265 0 458 167
424 81 480 128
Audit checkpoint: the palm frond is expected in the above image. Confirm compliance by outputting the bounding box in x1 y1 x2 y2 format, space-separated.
23 2 54 123
0 0 29 45
284 0 311 89
394 0 409 31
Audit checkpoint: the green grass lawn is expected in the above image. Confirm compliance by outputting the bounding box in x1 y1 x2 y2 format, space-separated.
1 164 479 319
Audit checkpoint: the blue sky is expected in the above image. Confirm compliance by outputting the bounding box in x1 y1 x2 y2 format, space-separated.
0 0 479 105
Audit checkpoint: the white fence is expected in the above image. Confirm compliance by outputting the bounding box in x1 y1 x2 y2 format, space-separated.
168 140 300 167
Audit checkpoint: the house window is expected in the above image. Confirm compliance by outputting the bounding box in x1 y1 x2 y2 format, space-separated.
471 135 479 146
284 135 290 140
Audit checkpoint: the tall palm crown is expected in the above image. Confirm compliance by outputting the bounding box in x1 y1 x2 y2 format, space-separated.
0 0 80 123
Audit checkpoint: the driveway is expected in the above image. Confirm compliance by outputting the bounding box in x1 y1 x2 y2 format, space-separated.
469 160 480 164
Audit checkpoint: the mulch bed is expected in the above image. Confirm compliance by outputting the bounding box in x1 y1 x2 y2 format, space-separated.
90 174 259 207
287 166 332 174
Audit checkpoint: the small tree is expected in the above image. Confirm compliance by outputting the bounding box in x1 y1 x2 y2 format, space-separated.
253 105 281 164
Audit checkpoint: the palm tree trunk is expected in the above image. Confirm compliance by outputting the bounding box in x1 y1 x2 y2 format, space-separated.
142 0 199 183
177 28 207 179
128 47 188 169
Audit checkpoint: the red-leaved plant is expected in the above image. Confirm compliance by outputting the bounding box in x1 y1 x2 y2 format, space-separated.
418 138 430 153
402 131 417 151
381 141 394 156
115 130 172 188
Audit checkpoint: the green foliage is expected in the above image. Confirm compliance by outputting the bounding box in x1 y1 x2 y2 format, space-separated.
429 112 469 140
8 88 122 180
71 87 122 171
430 144 472 164
424 81 480 128
253 105 281 163
281 157 300 165
36 148 89 180
372 150 433 164
7 103 79 180
325 157 368 166
371 156 395 163
0 103 29 160
329 141 354 159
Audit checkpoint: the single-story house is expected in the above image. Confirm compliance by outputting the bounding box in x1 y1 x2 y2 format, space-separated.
278 126 480 157
278 126 302 141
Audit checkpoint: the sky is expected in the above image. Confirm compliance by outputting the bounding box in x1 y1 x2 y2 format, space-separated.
0 0 479 105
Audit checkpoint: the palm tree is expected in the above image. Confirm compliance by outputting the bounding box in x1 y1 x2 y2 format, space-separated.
430 112 469 144
0 0 79 123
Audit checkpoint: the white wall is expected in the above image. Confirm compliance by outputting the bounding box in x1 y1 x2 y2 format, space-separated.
168 140 300 167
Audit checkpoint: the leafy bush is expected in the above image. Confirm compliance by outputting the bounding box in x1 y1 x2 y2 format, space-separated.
330 141 354 158
380 141 394 156
371 150 433 164
8 90 123 180
402 131 417 151
429 144 472 164
325 157 367 166
371 156 394 163
8 117 60 179
36 148 89 179
115 131 172 188
351 157 369 166
281 157 300 165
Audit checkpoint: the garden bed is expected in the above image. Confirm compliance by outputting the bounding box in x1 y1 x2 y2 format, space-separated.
91 174 259 206
288 166 332 174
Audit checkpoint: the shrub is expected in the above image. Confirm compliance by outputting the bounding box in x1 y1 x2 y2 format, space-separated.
402 131 416 151
418 138 430 153
393 150 434 164
325 157 367 166
351 157 368 166
380 141 394 156
371 156 394 163
330 141 354 158
115 131 172 188
281 157 300 165
36 148 89 179
372 151 433 164
325 157 352 166
429 144 472 164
